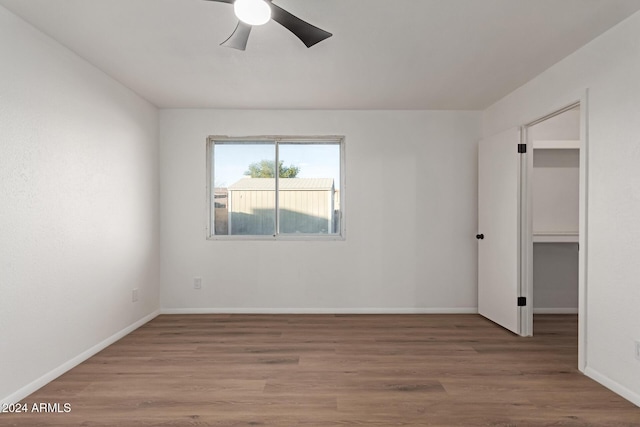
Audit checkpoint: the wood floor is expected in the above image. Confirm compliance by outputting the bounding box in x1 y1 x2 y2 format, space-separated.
2 314 639 426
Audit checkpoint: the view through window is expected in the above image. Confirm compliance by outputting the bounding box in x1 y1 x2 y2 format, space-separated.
208 137 344 239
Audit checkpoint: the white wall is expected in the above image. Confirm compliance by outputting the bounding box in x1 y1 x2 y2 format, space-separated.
483 11 640 405
533 243 578 312
0 6 160 404
530 108 580 141
160 110 481 313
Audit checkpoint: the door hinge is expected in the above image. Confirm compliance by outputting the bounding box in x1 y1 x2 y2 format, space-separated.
517 297 527 307
517 143 527 153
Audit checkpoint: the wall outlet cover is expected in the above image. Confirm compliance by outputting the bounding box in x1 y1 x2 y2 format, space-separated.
635 341 640 361
194 277 202 290
132 288 139 302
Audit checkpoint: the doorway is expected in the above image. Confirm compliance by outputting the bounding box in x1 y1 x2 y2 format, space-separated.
521 101 587 370
529 105 580 311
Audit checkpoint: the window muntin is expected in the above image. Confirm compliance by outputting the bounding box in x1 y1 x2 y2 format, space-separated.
208 136 344 240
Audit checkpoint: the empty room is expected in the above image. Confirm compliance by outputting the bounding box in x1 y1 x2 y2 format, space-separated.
2 0 640 425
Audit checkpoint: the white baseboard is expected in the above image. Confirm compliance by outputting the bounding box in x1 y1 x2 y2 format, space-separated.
533 308 579 314
160 307 479 315
584 366 640 408
0 309 160 406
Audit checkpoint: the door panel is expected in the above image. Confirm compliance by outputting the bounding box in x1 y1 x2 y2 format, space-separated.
478 128 522 335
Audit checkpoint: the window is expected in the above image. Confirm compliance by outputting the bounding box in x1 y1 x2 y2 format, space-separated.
207 136 345 239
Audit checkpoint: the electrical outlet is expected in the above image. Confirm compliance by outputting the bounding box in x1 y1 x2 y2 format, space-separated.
132 288 139 302
635 341 640 361
194 277 202 290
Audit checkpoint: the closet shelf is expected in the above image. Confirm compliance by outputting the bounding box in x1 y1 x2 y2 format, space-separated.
533 232 578 243
532 140 580 149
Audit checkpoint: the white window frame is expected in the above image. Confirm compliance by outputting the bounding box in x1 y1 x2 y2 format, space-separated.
206 135 346 241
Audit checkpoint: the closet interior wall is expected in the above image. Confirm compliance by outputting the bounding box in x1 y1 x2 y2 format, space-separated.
530 108 580 314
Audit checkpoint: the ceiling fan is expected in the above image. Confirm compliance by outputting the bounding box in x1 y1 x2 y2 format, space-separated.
204 0 332 50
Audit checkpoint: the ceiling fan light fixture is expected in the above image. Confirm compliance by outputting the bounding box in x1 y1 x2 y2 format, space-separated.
234 0 271 26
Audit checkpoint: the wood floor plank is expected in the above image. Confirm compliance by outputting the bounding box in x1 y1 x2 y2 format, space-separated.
1 314 639 426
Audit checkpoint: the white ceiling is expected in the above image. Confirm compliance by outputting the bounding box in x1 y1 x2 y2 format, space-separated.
3 0 640 109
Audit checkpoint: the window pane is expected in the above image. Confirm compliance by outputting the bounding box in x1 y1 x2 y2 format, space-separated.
213 143 275 235
278 143 341 234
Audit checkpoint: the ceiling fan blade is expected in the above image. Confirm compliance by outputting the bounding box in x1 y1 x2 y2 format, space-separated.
202 0 234 3
269 3 332 48
221 21 252 50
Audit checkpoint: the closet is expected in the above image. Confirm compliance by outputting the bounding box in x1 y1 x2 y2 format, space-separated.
530 108 580 314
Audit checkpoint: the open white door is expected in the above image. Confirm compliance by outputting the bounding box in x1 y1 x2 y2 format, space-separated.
478 127 525 336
